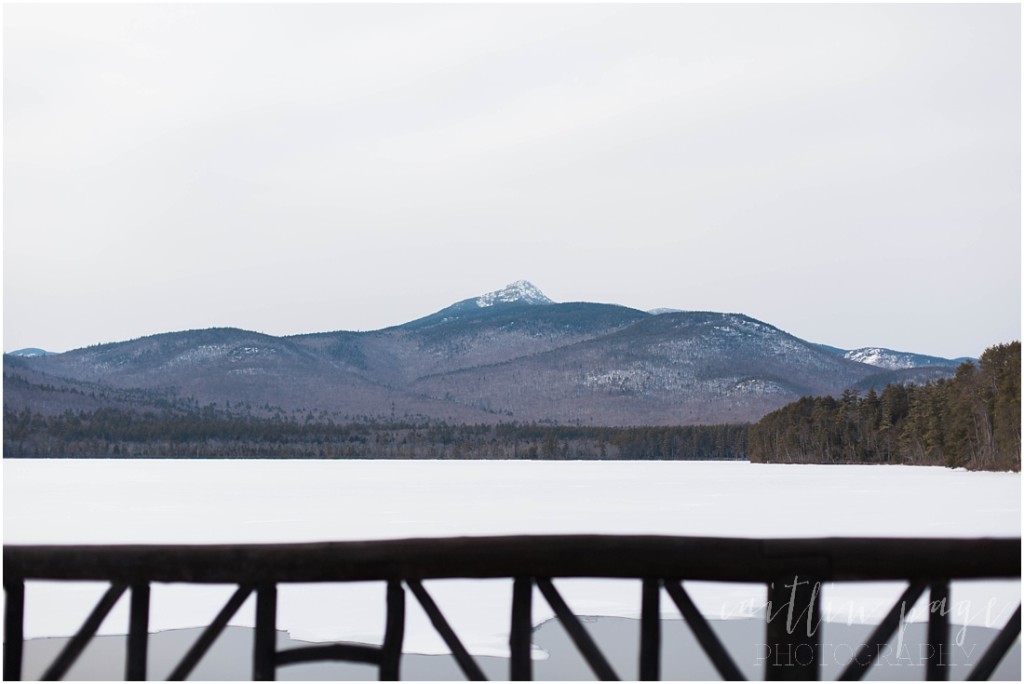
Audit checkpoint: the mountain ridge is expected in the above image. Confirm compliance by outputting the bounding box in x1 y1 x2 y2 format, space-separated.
4 281 972 426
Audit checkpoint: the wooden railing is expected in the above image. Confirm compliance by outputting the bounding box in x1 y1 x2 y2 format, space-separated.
4 536 1021 681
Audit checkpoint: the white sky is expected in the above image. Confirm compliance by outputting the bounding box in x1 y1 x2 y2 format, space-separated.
3 3 1020 358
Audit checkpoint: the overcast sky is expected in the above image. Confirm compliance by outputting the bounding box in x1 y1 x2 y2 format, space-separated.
4 3 1020 358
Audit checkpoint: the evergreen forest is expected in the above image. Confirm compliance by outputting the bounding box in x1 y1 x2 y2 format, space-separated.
748 342 1020 471
2 408 747 461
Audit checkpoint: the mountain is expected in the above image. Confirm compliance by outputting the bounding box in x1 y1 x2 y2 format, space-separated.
474 279 553 307
810 343 971 370
400 280 554 329
839 347 972 370
408 311 887 424
6 348 55 357
3 281 964 426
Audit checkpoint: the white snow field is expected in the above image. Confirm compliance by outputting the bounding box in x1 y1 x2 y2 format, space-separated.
3 459 1020 658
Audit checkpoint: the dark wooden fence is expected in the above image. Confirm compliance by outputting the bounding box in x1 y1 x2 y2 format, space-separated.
4 535 1021 681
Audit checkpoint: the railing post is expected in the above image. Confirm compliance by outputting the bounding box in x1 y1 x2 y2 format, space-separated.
380 580 405 681
254 583 277 681
765 574 822 681
926 581 950 681
639 578 661 681
510 577 533 681
4 578 25 682
126 582 150 680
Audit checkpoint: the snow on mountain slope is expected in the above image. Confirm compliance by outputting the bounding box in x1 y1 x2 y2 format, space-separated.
399 280 560 329
843 347 965 370
474 280 553 307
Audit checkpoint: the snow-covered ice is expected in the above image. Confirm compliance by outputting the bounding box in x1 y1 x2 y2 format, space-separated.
3 460 1019 657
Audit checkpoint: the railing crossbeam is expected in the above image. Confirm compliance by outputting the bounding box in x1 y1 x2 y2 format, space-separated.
664 580 746 681
838 580 927 681
966 603 1022 681
276 642 383 666
167 585 253 681
407 579 487 681
536 577 619 681
41 583 127 681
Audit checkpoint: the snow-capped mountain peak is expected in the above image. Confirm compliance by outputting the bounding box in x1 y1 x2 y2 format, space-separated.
475 280 554 308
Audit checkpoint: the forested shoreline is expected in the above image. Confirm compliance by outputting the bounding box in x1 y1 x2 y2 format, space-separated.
4 343 1017 470
2 409 748 461
749 342 1020 471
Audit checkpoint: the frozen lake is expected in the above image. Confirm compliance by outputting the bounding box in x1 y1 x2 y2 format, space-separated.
3 459 1020 659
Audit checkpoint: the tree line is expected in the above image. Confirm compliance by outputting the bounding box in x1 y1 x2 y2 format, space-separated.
2 408 748 461
748 342 1020 471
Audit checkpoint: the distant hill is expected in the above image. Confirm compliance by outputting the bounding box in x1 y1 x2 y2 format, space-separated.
811 343 973 370
840 347 972 370
6 348 55 358
3 281 968 426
